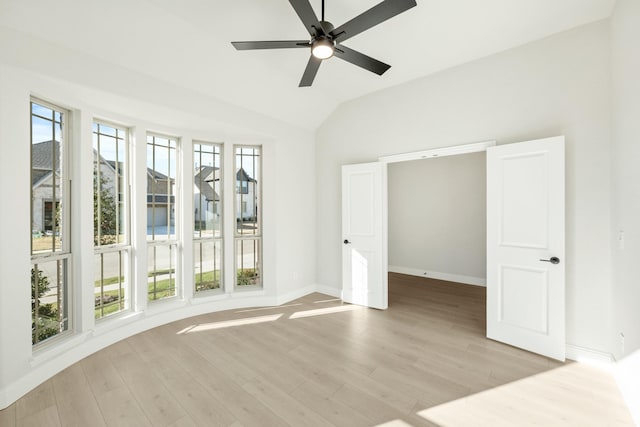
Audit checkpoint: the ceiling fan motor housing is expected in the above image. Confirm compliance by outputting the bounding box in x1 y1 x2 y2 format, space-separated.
316 20 335 37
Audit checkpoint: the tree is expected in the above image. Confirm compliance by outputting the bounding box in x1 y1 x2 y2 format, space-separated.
31 267 50 312
31 267 59 344
94 169 118 245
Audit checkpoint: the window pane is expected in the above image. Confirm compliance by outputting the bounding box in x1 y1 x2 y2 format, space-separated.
194 143 222 239
148 244 177 301
94 250 128 319
31 102 65 254
235 146 260 236
195 240 222 292
32 258 69 345
94 123 128 246
236 239 261 286
147 135 177 241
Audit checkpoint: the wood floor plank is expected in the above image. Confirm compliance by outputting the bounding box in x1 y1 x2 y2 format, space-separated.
241 376 333 427
147 354 238 427
51 364 106 427
108 351 187 426
80 350 127 397
15 381 56 420
289 380 372 427
6 274 635 427
16 405 60 427
0 404 16 427
93 386 152 427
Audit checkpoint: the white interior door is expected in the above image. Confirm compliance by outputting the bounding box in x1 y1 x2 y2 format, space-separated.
341 162 388 309
487 136 565 361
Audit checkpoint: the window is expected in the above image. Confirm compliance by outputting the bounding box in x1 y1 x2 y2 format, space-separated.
235 146 261 287
193 142 223 293
147 134 179 301
30 99 71 345
93 121 130 319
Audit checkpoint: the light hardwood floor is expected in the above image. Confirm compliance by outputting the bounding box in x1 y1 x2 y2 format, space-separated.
0 273 634 426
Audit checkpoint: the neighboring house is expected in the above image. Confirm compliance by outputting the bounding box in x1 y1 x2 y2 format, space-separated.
33 142 255 232
236 168 257 221
194 165 220 228
146 169 175 229
32 141 122 234
31 140 61 234
32 140 176 233
193 166 258 225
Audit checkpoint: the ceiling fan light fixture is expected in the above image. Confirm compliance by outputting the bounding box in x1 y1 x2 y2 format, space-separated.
311 38 334 59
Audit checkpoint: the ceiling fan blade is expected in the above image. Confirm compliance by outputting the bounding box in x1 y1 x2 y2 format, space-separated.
299 55 322 87
330 0 417 43
289 0 321 36
231 40 310 50
334 45 391 75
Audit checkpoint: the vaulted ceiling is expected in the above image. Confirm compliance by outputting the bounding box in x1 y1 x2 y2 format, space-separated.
0 0 616 130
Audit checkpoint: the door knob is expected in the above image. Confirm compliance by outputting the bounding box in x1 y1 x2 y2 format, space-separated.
343 239 351 244
539 256 560 264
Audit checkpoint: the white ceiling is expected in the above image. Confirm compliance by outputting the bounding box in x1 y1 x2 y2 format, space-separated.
0 0 615 131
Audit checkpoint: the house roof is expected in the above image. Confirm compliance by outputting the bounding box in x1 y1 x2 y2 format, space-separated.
31 169 51 187
31 140 60 171
237 168 256 183
148 169 170 181
195 166 220 202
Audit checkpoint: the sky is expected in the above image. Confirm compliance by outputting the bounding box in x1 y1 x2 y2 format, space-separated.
32 103 259 181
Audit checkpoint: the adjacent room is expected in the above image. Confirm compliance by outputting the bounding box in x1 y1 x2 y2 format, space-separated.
0 0 639 425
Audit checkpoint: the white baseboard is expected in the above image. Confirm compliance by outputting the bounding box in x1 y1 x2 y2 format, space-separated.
314 284 342 298
275 285 317 305
389 265 486 287
565 344 616 364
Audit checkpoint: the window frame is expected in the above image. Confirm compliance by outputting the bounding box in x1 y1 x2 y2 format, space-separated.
193 141 224 295
30 97 73 347
93 120 132 320
233 144 262 289
146 132 181 302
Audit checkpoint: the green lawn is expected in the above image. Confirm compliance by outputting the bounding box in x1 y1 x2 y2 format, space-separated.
147 276 176 301
195 270 221 291
94 268 254 315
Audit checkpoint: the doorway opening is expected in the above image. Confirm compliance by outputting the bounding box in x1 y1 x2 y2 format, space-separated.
381 141 494 307
386 149 488 338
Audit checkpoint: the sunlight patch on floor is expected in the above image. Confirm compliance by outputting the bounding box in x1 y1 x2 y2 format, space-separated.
235 303 303 313
416 362 635 426
176 313 283 334
289 304 364 319
314 298 341 303
375 420 415 427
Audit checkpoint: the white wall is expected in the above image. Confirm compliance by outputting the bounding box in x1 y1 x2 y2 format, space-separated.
0 27 316 408
388 152 486 284
611 0 640 423
611 0 640 361
316 21 613 354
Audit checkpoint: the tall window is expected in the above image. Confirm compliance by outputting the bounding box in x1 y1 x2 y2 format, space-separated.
235 146 261 287
194 142 223 293
147 134 179 301
30 99 71 345
93 122 130 319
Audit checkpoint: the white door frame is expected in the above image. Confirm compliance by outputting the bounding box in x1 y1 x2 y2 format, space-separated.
378 141 496 278
378 140 496 165
374 140 496 297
